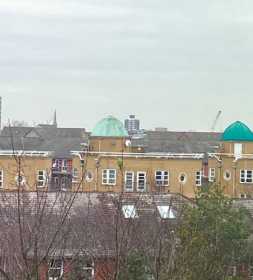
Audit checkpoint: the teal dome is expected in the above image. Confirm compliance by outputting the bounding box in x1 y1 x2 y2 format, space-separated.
222 121 253 141
91 116 129 137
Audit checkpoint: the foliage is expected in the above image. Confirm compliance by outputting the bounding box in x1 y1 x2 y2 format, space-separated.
118 251 153 280
68 257 94 280
170 184 251 280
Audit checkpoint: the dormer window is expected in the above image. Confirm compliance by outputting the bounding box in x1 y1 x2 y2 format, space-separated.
157 206 176 219
122 205 138 218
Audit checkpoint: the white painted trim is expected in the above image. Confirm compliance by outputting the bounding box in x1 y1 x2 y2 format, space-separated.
71 151 204 159
209 152 253 159
0 150 51 157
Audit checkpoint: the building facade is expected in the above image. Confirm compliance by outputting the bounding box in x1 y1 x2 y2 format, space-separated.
208 121 253 198
0 116 253 199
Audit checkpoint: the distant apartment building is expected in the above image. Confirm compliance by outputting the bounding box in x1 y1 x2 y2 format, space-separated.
124 115 140 133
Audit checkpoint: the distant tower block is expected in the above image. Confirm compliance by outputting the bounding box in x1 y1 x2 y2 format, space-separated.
124 115 140 134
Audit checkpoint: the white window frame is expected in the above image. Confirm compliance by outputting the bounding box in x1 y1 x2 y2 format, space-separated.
195 170 202 186
72 168 79 183
208 168 215 182
137 171 146 192
155 170 169 186
48 259 63 280
240 170 253 184
37 170 47 187
0 170 3 188
124 171 134 192
234 143 243 158
102 169 116 185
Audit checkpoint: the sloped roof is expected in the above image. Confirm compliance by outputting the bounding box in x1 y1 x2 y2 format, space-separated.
91 116 128 137
222 121 253 142
0 125 88 157
0 192 191 260
0 125 221 155
131 130 221 153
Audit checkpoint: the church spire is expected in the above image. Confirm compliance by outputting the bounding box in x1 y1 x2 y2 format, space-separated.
53 110 57 127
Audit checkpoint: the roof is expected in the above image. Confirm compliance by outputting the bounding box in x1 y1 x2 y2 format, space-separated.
91 116 128 137
0 192 191 259
131 130 221 153
0 125 89 157
0 125 222 155
222 121 253 142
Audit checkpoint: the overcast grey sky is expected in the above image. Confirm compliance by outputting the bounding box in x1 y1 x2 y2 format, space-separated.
0 0 253 131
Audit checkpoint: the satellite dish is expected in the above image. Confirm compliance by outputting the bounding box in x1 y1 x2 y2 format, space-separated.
125 139 131 147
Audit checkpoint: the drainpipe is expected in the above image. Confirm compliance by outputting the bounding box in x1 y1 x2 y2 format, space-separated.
95 157 100 192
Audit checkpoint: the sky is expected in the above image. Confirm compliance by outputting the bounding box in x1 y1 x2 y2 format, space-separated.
0 0 253 131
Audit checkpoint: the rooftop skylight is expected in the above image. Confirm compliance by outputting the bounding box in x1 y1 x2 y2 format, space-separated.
157 206 176 219
122 205 138 219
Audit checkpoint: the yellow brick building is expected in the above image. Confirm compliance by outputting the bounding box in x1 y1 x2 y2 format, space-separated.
0 117 252 199
208 121 253 198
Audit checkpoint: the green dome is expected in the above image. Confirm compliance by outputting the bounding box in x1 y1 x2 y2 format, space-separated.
222 121 253 141
91 116 129 137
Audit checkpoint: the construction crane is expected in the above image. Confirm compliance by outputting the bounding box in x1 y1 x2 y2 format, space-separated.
211 110 222 131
